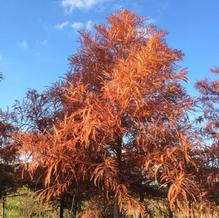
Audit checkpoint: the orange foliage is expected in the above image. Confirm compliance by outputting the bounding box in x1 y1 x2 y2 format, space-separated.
12 10 211 216
195 69 219 205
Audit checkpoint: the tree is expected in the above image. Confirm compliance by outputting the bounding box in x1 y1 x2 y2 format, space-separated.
15 10 202 217
0 75 17 198
9 88 68 216
195 68 219 205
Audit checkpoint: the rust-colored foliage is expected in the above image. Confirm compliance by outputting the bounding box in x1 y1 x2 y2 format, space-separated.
0 75 17 195
14 10 205 216
196 68 219 205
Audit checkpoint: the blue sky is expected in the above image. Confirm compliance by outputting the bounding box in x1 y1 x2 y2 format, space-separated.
0 0 219 110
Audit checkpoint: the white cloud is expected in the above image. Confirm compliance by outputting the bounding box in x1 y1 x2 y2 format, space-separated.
86 20 94 31
72 22 84 30
71 20 94 31
0 55 2 61
61 0 105 12
55 21 69 29
20 40 28 49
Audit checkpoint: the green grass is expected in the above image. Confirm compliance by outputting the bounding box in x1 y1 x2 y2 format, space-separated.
0 188 218 217
0 187 71 218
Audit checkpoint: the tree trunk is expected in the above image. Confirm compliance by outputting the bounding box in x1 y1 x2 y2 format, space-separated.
60 197 64 218
139 192 144 218
2 196 5 218
2 192 7 218
113 194 120 218
139 192 144 203
167 204 173 218
113 135 122 218
71 195 78 218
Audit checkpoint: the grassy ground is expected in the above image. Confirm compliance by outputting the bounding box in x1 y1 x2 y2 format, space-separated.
0 188 218 217
0 187 71 218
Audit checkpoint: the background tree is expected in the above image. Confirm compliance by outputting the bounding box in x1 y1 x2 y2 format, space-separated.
195 68 219 205
0 75 17 198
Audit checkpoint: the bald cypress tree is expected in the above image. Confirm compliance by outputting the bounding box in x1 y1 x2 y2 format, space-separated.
15 10 203 217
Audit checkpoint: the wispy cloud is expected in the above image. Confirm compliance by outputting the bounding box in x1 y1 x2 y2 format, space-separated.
55 19 95 32
61 0 106 12
72 22 84 30
0 55 2 61
55 21 69 29
72 20 94 31
20 40 29 49
86 20 94 31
